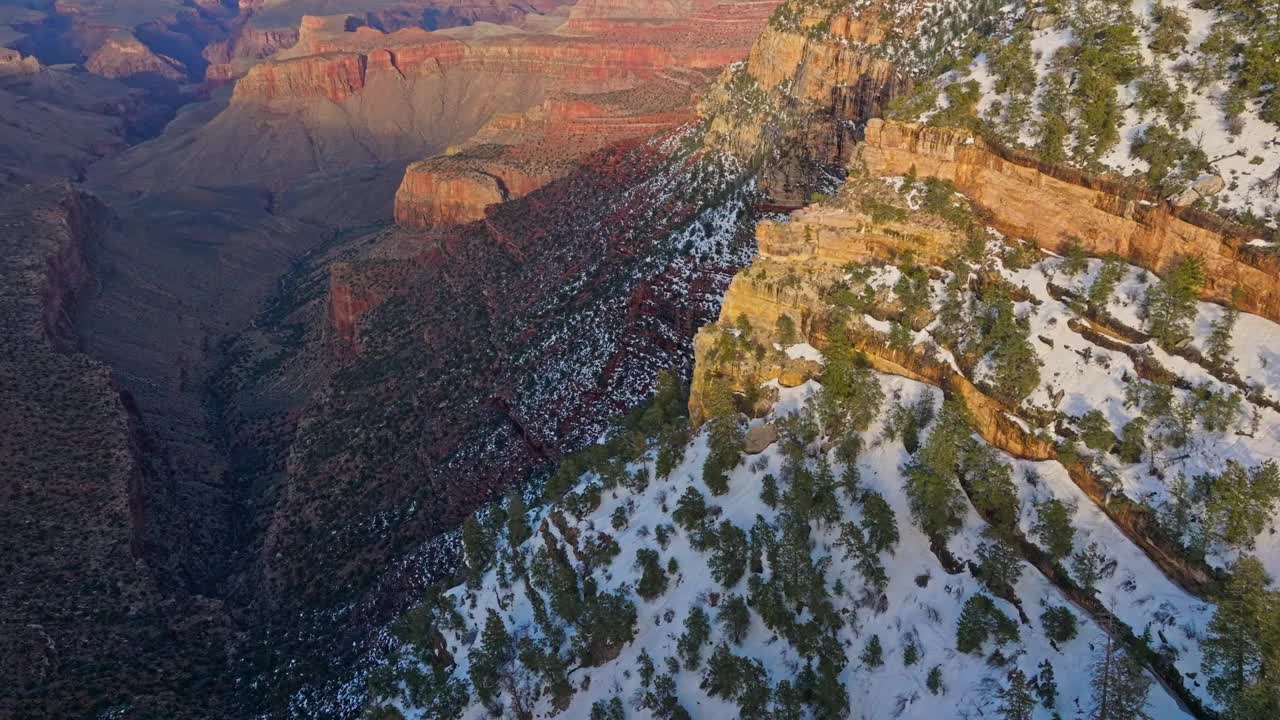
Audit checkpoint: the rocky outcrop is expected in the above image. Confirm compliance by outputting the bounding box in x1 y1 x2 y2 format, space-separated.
698 3 911 205
84 31 188 81
859 119 1280 322
394 92 698 228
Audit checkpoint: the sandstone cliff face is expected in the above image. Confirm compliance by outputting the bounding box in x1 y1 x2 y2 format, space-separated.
859 119 1280 322
698 3 911 205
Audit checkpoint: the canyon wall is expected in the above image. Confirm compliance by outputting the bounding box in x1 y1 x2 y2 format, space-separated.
859 118 1280 321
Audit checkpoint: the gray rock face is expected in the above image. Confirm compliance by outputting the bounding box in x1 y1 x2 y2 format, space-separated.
1171 174 1225 207
744 423 779 454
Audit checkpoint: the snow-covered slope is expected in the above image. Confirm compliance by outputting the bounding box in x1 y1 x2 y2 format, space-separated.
905 0 1280 223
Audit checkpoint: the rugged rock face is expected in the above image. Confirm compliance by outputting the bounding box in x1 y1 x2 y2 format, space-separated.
213 134 758 712
859 119 1280 322
393 88 701 227
696 3 912 206
0 182 234 719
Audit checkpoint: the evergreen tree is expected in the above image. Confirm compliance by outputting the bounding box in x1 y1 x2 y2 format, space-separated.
957 594 1019 654
673 486 710 548
1201 460 1280 549
817 321 884 434
1036 69 1072 163
1090 629 1152 720
1117 418 1148 464
1060 238 1089 277
1040 606 1079 644
1202 557 1280 719
1035 659 1059 710
964 445 1020 531
812 655 850 720
717 594 752 645
904 398 971 542
462 516 493 583
678 606 712 670
1072 541 1113 593
710 521 750 589
861 634 884 668
1087 256 1127 312
1034 498 1076 563
590 697 625 720
997 669 1036 720
471 609 513 706
860 490 899 554
1144 257 1205 349
977 531 1024 594
507 490 531 548
574 589 637 667
927 665 946 695
1206 306 1239 370
1078 410 1117 451
635 548 669 601
811 455 841 526
761 473 779 508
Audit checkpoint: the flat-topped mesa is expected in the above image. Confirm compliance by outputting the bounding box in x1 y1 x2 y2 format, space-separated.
859 118 1280 322
394 160 519 227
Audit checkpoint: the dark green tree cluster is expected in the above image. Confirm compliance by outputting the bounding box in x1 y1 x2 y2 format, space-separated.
956 593 1020 654
702 377 745 495
1202 557 1280 719
904 398 972 542
1040 605 1079 644
1089 629 1152 720
971 286 1041 406
1195 460 1280 549
1192 0 1280 125
1144 257 1205 349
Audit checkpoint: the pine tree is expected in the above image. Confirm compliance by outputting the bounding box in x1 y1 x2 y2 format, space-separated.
678 606 712 670
860 490 899 553
673 486 709 547
1206 306 1239 370
761 473 779 508
1040 606 1079 644
1202 460 1280 549
635 548 668 601
1060 238 1089 277
904 397 970 542
1090 628 1152 720
590 697 625 720
1202 557 1280 718
1087 256 1127 312
462 516 493 585
506 490 530 547
861 634 884 668
1144 257 1205 349
998 669 1036 720
977 531 1024 594
710 521 750 589
717 594 752 645
927 665 946 695
1034 498 1076 563
1078 410 1117 451
1035 659 1059 709
1072 541 1113 593
812 655 850 720
471 609 513 706
1117 417 1148 464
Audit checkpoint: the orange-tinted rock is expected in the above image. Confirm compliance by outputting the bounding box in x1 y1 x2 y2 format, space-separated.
859 119 1280 322
394 162 514 226
84 32 187 81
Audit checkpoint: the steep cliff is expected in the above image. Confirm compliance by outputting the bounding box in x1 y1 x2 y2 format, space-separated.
0 182 234 719
859 119 1280 323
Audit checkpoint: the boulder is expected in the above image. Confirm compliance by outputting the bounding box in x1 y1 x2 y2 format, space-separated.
1171 174 1225 207
778 358 821 387
744 423 779 454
